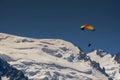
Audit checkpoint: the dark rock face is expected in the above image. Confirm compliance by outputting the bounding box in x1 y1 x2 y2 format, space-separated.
96 50 109 57
77 52 90 62
90 61 109 77
0 58 28 80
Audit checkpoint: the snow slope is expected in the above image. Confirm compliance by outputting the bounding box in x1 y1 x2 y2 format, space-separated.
0 33 110 80
88 50 120 80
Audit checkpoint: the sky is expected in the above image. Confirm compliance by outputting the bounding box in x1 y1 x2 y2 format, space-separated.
0 0 120 54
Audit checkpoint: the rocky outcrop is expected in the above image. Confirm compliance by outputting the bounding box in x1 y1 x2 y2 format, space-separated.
0 58 28 80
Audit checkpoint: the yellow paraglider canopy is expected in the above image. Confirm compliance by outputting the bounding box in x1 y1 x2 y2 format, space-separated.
80 24 95 31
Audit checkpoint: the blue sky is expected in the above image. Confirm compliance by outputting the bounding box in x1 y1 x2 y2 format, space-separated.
0 0 120 54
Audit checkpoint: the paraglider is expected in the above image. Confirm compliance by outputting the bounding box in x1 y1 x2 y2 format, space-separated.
80 24 95 31
80 24 95 47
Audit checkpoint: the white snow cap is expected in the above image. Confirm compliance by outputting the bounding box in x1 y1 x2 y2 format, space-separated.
0 33 115 80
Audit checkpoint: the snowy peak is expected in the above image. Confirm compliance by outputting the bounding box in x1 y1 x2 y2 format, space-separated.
0 33 117 80
0 33 35 43
0 33 80 55
88 50 120 80
114 52 120 64
0 33 105 80
89 49 112 58
96 49 111 57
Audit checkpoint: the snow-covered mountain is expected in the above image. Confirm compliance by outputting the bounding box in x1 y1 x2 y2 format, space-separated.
0 33 118 80
88 50 120 80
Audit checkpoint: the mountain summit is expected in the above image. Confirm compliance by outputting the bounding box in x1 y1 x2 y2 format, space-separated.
0 33 119 80
88 50 120 80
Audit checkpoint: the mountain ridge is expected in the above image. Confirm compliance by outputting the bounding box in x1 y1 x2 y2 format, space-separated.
0 33 119 80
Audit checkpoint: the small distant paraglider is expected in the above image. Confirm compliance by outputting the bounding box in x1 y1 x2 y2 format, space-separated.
80 24 95 31
80 24 95 47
